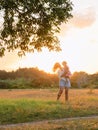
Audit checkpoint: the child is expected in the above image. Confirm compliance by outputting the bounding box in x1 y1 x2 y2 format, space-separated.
61 61 71 78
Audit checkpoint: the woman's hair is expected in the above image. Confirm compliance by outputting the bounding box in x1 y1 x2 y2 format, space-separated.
53 62 61 72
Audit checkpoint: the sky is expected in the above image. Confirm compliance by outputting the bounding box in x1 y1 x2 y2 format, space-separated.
0 0 98 74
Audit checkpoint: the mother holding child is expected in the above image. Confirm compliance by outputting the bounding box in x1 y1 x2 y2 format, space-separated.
53 61 71 102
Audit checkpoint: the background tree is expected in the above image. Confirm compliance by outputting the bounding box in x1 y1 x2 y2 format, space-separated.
71 71 89 88
0 0 73 56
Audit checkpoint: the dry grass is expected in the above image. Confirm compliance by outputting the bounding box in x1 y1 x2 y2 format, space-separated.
0 89 98 130
0 88 98 101
0 89 98 109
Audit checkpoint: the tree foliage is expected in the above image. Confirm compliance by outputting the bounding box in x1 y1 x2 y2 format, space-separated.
71 71 89 88
0 0 73 56
0 68 98 89
0 67 58 89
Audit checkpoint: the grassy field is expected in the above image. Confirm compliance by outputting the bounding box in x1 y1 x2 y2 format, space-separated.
0 89 98 129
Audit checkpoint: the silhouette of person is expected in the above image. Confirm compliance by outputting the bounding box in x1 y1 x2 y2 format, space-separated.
53 61 71 102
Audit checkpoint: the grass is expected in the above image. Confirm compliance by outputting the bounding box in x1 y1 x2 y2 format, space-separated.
0 89 98 129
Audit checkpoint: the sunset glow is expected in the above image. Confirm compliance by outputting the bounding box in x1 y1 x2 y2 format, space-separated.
0 0 98 74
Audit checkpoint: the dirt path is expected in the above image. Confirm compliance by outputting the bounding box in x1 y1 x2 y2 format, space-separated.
0 115 98 129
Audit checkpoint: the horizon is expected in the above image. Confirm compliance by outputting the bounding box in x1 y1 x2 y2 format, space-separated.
0 64 98 75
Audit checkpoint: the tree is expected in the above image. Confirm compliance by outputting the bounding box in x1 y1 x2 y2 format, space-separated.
0 0 73 56
71 72 89 88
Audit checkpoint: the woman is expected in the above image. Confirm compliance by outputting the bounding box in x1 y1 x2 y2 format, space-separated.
53 61 71 102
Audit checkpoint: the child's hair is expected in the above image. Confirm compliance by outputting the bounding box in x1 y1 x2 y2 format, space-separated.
62 61 69 71
62 61 67 65
53 62 61 72
61 61 71 78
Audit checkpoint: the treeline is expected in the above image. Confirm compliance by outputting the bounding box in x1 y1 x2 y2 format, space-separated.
0 68 57 89
0 68 98 89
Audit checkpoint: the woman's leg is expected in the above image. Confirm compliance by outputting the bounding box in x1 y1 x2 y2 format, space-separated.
57 87 63 100
65 87 69 101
